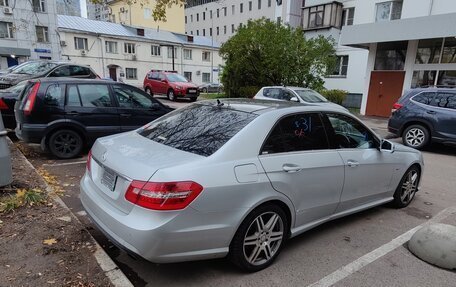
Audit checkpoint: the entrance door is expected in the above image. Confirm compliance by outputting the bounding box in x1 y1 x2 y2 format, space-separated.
366 71 405 117
109 67 117 81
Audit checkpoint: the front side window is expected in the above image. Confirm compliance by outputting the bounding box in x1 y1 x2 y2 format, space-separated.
125 68 137 79
49 66 70 77
70 65 91 76
0 22 14 38
77 84 113 107
124 43 135 54
74 37 88 50
429 93 456 109
36 26 49 42
325 113 377 149
113 85 157 109
375 1 402 22
106 41 118 53
139 104 257 156
167 73 188 82
261 113 329 155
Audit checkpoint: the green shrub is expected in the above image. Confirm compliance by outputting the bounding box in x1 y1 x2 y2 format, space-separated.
238 86 260 98
320 89 348 105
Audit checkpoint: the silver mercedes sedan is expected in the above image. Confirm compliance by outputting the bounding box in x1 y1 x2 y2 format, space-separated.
80 99 423 272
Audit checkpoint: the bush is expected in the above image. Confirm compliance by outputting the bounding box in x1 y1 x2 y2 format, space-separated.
238 86 260 98
320 89 348 105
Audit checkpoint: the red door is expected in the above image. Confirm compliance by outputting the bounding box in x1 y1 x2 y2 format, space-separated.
366 71 405 117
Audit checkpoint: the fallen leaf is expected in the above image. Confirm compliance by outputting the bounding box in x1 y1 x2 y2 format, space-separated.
43 238 58 245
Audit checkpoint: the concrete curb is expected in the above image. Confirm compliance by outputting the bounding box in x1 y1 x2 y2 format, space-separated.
9 138 134 287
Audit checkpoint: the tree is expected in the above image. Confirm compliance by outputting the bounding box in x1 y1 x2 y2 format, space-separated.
89 0 185 22
220 19 336 98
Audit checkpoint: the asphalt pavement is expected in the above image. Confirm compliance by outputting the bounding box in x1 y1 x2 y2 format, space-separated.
15 99 456 287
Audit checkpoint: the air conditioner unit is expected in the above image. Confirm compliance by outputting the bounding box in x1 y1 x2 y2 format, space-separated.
196 70 201 76
81 50 87 56
60 40 67 47
3 7 13 14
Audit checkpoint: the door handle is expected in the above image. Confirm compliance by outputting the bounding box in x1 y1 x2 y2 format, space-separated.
282 164 302 173
66 111 79 115
426 110 436 114
347 160 359 168
120 113 132 118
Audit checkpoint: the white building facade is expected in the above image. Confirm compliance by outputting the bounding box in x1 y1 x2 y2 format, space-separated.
56 0 81 16
0 0 60 69
185 0 303 44
87 1 111 21
304 0 456 116
58 15 223 87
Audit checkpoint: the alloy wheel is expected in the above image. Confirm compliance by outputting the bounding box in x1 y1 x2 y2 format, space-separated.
400 169 418 204
53 133 79 157
168 90 175 101
243 212 284 266
405 128 425 147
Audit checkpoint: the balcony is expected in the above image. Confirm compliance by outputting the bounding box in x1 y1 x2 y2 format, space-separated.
302 1 343 31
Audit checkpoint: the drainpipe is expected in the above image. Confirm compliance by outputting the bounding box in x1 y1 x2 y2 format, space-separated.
428 0 434 15
180 43 184 74
98 35 106 77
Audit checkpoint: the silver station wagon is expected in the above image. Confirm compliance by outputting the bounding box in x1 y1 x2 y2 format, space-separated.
81 99 423 272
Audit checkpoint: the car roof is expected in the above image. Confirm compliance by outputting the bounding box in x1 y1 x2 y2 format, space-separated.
408 87 456 93
31 78 110 84
261 86 312 91
197 98 348 115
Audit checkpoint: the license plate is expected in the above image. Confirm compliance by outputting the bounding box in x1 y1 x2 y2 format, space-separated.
101 167 117 191
188 89 197 93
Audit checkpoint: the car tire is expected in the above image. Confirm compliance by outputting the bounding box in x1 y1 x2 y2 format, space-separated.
392 165 421 208
202 88 207 93
167 89 176 101
48 129 83 159
402 124 429 149
189 97 197 102
229 204 288 272
145 87 153 97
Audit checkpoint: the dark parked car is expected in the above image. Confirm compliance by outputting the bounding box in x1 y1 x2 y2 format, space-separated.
198 82 223 93
0 61 99 90
15 78 172 159
388 87 456 149
0 81 28 129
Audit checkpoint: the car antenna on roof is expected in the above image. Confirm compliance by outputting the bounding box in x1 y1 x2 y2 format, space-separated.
216 99 224 107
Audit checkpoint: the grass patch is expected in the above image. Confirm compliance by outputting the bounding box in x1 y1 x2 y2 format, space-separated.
348 107 360 115
0 188 47 213
199 93 226 100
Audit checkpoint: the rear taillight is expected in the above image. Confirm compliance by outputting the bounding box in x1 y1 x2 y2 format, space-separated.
125 180 203 210
392 103 403 113
86 150 92 172
23 82 41 115
0 98 8 110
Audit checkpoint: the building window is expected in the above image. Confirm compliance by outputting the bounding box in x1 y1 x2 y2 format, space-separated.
167 47 177 59
106 41 118 53
124 43 135 54
202 72 210 83
203 29 206 36
224 25 227 34
32 0 46 12
203 11 206 20
191 14 193 22
125 68 137 79
240 3 243 13
185 16 187 24
412 70 456 88
184 71 192 81
217 8 219 18
268 0 271 7
151 45 161 56
0 22 14 38
210 28 212 36
232 4 235 15
374 41 407 70
202 51 211 62
1 0 9 6
196 30 199 36
441 37 456 64
190 31 193 35
249 1 252 11
302 2 343 30
231 24 235 33
224 7 227 16
210 10 212 19
144 8 151 19
258 0 261 9
36 26 49 42
216 26 219 35
197 13 199 21
74 37 88 50
330 56 349 77
416 37 456 64
341 8 355 26
375 1 402 22
184 48 192 60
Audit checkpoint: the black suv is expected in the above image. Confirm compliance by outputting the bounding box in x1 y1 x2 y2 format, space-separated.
0 61 98 90
15 78 172 158
388 87 456 149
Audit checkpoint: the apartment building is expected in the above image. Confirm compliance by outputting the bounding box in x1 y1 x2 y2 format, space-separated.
185 0 303 43
87 1 111 21
304 0 456 116
56 0 81 16
0 0 60 69
58 15 222 86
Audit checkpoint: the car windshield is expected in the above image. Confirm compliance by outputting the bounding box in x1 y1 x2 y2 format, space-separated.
294 89 328 103
167 73 188 83
3 81 27 93
138 104 257 156
12 62 59 75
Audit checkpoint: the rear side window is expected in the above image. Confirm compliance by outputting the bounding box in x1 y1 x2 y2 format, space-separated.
66 85 82 106
78 84 113 107
139 105 257 156
43 84 63 106
263 88 281 99
70 65 91 76
430 92 456 109
49 66 70 77
261 113 329 155
412 92 434 105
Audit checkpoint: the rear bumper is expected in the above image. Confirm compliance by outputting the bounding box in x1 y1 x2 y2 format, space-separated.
15 123 46 143
1 113 16 130
387 117 401 136
80 173 238 263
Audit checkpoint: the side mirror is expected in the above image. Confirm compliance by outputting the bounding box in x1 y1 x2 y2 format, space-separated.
290 96 299 102
380 139 394 153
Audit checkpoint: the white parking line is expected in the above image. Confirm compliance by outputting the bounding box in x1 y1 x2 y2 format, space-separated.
42 160 87 167
308 206 456 287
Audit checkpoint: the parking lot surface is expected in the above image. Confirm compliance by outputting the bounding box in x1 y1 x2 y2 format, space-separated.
15 100 456 287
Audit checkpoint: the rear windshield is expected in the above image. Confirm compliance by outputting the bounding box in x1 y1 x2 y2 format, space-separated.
138 104 257 156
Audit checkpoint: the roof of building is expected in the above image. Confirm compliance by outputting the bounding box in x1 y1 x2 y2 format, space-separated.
57 15 220 48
